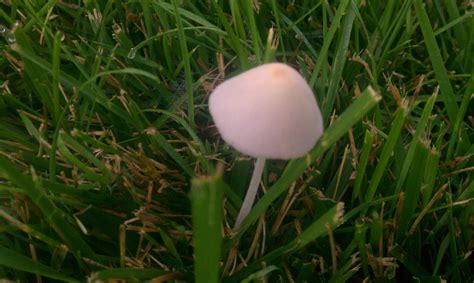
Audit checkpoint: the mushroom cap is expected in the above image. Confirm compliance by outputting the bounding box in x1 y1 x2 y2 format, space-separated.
209 63 323 159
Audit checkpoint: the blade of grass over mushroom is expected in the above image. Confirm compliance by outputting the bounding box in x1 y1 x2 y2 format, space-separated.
230 86 381 245
229 203 345 282
191 169 225 283
0 245 78 282
0 157 96 259
413 0 458 123
394 89 438 195
362 103 407 215
321 0 358 123
172 0 195 127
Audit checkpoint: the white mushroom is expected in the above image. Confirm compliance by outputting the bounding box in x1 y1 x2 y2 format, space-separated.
209 63 323 228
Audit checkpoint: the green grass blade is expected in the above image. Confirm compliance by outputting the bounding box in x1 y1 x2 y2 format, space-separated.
242 0 262 63
428 182 474 241
395 89 438 195
396 139 430 238
421 146 440 206
321 0 358 122
59 131 111 175
171 0 195 127
433 236 450 275
56 132 107 182
413 0 459 123
446 193 462 281
262 28 277 63
309 0 351 87
443 0 467 47
154 2 221 31
270 0 286 61
51 31 61 123
209 0 249 69
0 245 77 282
191 168 225 283
159 229 183 265
11 32 128 118
390 245 430 276
141 0 158 63
446 74 474 160
241 266 279 283
0 207 65 250
229 0 247 42
355 223 370 277
147 129 194 177
292 202 345 249
363 103 408 213
352 129 375 204
89 268 172 282
0 157 96 259
18 111 45 148
376 0 412 75
279 14 318 59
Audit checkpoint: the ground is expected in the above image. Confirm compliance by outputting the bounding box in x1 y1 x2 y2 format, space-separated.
0 1 472 282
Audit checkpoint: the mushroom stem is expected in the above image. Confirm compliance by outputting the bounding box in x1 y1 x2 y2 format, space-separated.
234 157 266 229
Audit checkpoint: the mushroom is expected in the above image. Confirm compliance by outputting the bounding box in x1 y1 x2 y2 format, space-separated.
209 63 323 228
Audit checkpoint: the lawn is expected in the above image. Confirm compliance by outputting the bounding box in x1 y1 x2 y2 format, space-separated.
0 1 472 282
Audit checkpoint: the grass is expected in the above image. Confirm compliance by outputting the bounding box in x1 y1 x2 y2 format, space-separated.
0 1 472 282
